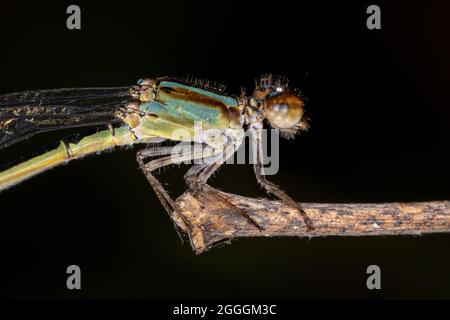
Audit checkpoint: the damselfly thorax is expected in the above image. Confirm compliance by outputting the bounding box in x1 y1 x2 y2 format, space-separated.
120 79 245 149
0 75 313 243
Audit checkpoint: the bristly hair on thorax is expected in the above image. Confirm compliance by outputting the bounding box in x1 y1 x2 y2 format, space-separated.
177 75 228 95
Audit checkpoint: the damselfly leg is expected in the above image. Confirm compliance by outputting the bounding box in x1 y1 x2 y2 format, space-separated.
184 141 263 231
136 142 221 239
251 127 314 230
186 174 264 231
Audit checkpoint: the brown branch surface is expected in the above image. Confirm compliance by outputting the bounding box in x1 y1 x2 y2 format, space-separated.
173 190 450 254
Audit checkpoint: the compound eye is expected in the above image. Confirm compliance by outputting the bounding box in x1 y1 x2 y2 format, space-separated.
264 93 304 129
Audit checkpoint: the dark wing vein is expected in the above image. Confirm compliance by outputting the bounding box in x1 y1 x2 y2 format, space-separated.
0 86 133 150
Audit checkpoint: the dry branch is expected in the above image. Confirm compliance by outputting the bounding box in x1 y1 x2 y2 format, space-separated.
173 190 450 254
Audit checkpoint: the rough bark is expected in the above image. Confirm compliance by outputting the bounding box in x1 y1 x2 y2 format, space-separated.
172 190 450 254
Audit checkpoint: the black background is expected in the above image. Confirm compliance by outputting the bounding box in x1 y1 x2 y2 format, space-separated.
0 0 449 299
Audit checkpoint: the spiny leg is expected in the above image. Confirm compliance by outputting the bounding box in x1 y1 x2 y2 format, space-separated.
137 143 217 235
251 128 314 230
137 147 188 232
184 145 264 231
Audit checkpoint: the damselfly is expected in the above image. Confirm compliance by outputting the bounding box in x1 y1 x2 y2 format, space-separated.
0 75 313 235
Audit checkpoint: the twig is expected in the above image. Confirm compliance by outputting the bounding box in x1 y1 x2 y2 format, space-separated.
173 190 450 254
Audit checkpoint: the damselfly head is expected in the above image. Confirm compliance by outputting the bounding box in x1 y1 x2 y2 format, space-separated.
251 75 309 136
